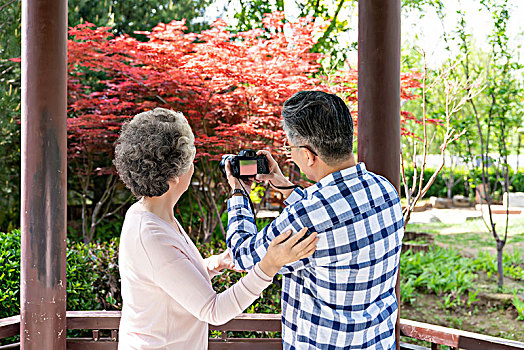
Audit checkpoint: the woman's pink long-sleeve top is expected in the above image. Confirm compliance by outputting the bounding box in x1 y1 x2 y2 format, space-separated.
118 202 273 350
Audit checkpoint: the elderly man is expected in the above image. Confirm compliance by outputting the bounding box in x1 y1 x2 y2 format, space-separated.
225 90 404 350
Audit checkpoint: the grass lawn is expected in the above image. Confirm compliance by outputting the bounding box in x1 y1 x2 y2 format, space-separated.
407 215 524 255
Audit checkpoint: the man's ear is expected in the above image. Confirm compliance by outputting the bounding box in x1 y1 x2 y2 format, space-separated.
305 149 316 167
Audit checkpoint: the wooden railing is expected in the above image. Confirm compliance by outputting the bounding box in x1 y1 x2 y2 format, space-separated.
1 312 524 350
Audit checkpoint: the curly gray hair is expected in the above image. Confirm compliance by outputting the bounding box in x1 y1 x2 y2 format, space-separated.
113 108 196 198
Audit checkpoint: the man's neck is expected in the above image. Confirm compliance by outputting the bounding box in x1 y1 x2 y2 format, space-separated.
314 156 357 182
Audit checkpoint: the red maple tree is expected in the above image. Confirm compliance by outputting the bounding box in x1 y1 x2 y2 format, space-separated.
66 11 422 242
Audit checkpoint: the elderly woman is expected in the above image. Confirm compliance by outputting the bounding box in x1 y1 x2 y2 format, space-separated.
113 108 318 350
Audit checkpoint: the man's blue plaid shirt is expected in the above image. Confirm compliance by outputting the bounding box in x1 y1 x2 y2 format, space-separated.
227 163 404 349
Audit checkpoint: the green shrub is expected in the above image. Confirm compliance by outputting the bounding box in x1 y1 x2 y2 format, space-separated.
86 239 121 310
66 242 99 311
4 227 521 323
401 166 524 201
0 229 20 319
511 170 524 194
400 278 418 305
472 249 524 281
67 239 121 310
401 166 468 199
0 82 21 232
400 246 477 308
0 230 122 319
400 245 524 308
513 291 524 321
1 230 279 320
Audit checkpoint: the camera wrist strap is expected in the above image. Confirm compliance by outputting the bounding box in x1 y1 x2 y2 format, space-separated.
238 181 257 220
269 180 301 190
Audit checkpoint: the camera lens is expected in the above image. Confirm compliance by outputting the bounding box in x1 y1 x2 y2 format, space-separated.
219 154 234 176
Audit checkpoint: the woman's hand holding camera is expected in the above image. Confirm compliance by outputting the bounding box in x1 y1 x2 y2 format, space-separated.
258 227 318 277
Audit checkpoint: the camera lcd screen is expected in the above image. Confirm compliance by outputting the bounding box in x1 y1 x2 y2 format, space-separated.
239 159 258 176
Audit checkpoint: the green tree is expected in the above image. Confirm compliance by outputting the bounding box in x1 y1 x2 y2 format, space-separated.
69 0 211 36
400 4 524 288
0 0 21 231
228 0 357 71
451 1 523 288
232 0 285 32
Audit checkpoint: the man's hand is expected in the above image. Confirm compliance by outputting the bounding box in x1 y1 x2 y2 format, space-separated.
225 160 253 195
256 150 295 197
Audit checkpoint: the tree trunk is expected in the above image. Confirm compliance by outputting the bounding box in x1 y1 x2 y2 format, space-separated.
464 174 470 197
446 170 454 199
496 239 505 288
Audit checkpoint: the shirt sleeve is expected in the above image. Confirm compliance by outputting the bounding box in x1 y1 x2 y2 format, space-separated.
140 220 273 326
226 190 314 274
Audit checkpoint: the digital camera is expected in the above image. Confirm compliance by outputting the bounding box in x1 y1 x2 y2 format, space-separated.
219 149 270 180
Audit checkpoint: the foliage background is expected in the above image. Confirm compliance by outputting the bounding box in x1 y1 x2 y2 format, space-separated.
1 0 522 239
0 0 523 343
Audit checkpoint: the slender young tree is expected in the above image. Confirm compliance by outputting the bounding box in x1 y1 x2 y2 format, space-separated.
400 55 481 228
452 1 523 288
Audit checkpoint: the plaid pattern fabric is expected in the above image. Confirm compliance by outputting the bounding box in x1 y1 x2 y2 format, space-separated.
227 163 404 349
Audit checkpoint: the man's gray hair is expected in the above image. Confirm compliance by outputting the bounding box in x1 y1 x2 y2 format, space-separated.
113 108 196 198
282 91 354 166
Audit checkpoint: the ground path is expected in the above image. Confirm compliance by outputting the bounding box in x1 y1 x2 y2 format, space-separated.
408 205 524 257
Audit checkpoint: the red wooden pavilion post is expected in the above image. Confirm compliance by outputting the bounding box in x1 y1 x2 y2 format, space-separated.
21 0 68 348
357 1 402 350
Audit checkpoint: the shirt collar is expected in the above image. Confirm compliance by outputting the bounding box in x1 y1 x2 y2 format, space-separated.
304 162 367 195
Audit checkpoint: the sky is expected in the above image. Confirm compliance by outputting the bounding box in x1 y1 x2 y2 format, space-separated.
401 0 524 68
204 0 524 69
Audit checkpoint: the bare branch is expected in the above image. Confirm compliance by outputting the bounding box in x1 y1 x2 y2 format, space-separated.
0 0 18 13
401 52 481 227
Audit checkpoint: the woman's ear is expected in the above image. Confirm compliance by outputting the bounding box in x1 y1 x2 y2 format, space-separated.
169 177 180 187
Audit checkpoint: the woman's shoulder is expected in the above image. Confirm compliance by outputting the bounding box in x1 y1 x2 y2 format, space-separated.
124 202 165 230
123 207 190 267
131 208 186 248
121 203 153 234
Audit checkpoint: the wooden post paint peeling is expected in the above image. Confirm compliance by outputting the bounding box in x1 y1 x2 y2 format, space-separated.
21 0 68 348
